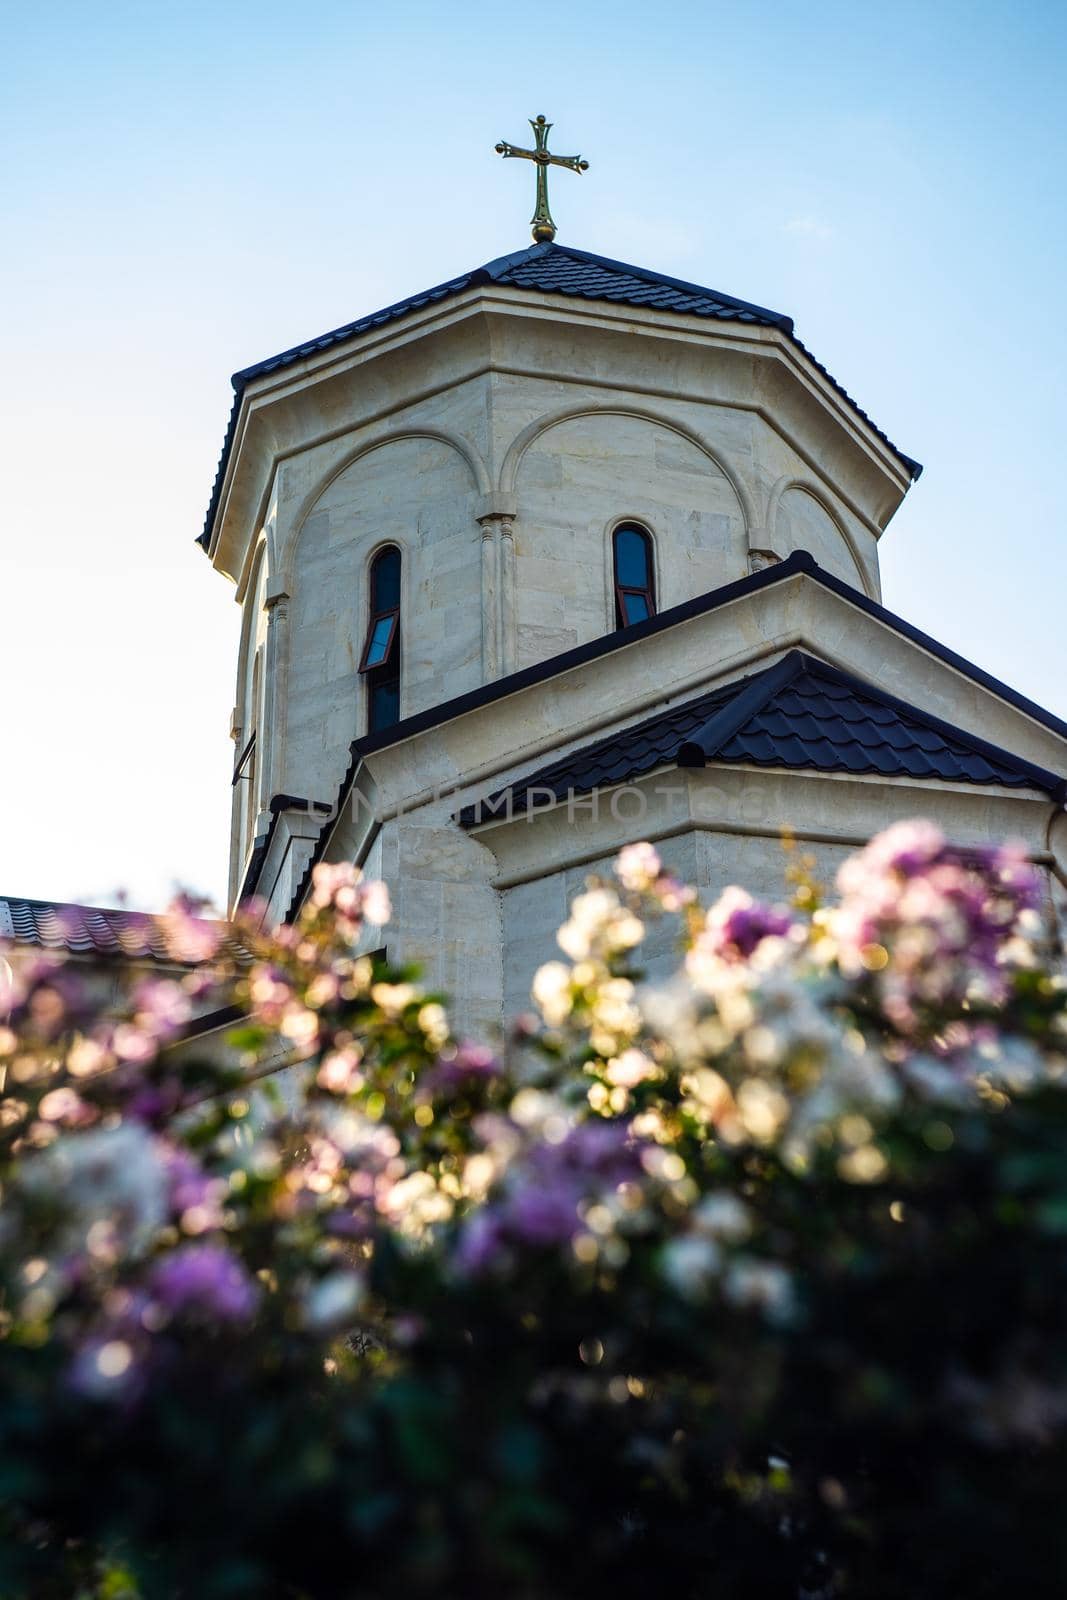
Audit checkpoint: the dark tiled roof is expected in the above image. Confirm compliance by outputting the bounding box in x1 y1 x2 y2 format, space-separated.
456 651 1067 826
0 897 229 965
481 244 792 327
199 242 920 550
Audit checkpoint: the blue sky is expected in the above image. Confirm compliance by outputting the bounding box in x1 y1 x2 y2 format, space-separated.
3 0 1065 909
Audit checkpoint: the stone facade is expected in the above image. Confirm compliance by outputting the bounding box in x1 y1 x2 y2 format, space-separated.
247 566 1067 1039
212 284 908 903
203 251 1067 1038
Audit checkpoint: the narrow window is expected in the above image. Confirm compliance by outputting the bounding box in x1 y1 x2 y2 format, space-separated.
234 649 262 852
613 524 656 627
360 546 401 733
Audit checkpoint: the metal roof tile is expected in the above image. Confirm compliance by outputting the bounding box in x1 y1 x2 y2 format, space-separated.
457 650 1066 825
199 242 919 550
0 897 234 966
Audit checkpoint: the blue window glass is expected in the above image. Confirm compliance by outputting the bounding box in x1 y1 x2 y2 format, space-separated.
371 546 401 613
363 614 396 669
369 675 400 733
362 547 402 734
621 590 650 625
613 525 655 630
615 527 650 589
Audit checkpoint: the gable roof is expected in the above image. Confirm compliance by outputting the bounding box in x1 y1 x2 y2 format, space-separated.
283 554 1067 919
199 241 920 550
353 551 1067 756
456 651 1067 826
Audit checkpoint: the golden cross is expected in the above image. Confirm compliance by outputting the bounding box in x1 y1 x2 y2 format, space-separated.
495 115 589 244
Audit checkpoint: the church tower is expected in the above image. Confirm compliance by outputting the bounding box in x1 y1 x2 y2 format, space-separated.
200 121 1067 1036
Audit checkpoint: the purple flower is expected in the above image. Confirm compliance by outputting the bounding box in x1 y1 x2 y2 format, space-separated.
454 1210 509 1273
508 1184 586 1247
11 962 92 1040
149 1245 258 1324
123 1074 185 1125
698 887 795 963
456 1119 644 1273
158 1144 224 1228
428 1042 502 1095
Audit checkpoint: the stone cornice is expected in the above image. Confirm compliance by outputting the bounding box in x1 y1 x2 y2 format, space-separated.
207 287 913 584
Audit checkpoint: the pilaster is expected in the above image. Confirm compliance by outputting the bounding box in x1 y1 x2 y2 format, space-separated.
475 493 519 682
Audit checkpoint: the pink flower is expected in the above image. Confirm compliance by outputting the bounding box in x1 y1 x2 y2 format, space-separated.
310 862 360 910
133 979 192 1042
831 822 1042 1032
162 894 223 964
39 1087 93 1126
248 964 294 1024
109 1023 158 1066
317 1046 364 1095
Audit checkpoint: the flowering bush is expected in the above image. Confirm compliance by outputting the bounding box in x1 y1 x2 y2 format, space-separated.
1 822 1066 1597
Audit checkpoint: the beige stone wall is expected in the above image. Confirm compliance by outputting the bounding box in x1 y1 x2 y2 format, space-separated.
352 812 503 1038
773 485 871 591
218 294 910 909
509 410 747 665
262 356 886 845
284 434 481 800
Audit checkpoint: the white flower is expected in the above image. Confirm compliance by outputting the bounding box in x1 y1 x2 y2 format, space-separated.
303 1270 366 1331
660 1234 723 1299
605 1048 656 1088
736 1078 790 1143
361 880 392 927
382 1170 453 1241
692 1192 752 1244
417 1002 449 1050
724 1258 794 1322
558 889 644 961
532 961 573 1026
19 1124 167 1263
370 982 416 1016
615 842 662 893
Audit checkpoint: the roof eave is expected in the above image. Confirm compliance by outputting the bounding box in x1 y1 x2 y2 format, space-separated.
197 242 919 554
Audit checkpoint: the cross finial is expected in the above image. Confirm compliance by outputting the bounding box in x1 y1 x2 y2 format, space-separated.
494 115 589 244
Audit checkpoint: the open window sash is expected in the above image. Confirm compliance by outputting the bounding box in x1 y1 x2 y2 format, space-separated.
358 609 399 673
231 729 257 785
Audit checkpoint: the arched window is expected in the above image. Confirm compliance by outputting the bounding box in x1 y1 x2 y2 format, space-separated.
233 647 261 853
613 524 656 627
360 546 401 733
